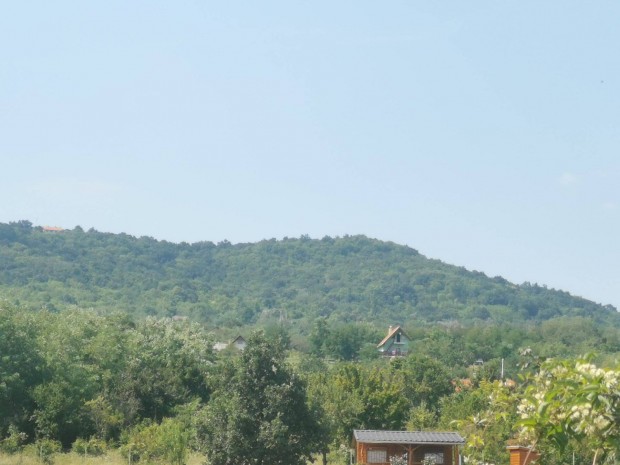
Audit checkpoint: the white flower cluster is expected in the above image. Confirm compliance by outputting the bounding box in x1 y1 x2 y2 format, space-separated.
518 359 620 444
575 362 605 378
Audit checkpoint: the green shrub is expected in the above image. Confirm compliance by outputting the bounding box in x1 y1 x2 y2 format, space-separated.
72 437 106 456
120 418 189 465
33 438 61 465
0 425 28 454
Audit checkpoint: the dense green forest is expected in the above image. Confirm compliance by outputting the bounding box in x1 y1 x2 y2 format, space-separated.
0 221 616 332
2 303 620 465
2 220 620 464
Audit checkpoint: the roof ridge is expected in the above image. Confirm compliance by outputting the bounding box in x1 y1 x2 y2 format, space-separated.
377 325 404 347
353 430 465 445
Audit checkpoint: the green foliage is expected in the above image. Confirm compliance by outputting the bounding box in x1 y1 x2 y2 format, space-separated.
406 402 437 431
85 396 124 442
72 437 106 457
120 418 190 465
118 317 214 421
309 317 329 356
0 222 615 329
394 354 454 410
0 303 215 449
312 321 382 361
0 302 43 438
518 357 620 465
3 295 620 464
0 425 27 454
3 227 620 465
32 378 91 445
449 381 518 465
33 438 61 465
201 331 319 465
437 387 489 431
307 362 409 448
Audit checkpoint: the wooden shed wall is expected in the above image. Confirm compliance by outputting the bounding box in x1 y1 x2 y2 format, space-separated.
355 442 457 465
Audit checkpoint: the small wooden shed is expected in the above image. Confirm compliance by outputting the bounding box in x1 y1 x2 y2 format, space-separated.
352 430 464 465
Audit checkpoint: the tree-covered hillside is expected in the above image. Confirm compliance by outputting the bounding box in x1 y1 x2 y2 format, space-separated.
0 220 616 329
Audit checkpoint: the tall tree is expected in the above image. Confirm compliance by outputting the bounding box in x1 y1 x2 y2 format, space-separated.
201 331 319 465
0 302 43 438
395 354 454 411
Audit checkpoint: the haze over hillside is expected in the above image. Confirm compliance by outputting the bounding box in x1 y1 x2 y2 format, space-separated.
0 220 616 329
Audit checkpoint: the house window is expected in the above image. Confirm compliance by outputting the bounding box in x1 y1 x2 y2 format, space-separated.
424 452 444 464
368 449 387 463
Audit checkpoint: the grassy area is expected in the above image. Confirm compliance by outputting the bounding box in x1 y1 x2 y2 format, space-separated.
0 450 207 465
0 450 345 465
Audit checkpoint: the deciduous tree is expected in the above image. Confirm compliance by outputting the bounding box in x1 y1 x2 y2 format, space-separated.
201 331 319 465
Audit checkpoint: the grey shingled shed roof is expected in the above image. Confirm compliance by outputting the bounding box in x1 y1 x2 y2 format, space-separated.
353 430 465 445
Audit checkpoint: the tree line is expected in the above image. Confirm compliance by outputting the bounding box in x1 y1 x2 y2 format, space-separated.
0 221 616 332
3 302 620 465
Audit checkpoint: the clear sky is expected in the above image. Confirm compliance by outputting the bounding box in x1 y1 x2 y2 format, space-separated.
1 2 618 309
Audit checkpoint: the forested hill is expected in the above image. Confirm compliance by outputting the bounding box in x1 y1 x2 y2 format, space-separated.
0 220 616 328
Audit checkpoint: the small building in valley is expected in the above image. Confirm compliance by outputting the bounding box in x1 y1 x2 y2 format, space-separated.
231 335 247 350
377 325 409 357
352 430 464 465
213 335 247 352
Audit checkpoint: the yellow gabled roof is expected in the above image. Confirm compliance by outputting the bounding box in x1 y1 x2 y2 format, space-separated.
377 325 408 348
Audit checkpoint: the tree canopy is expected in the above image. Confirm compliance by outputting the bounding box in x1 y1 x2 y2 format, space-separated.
0 221 615 332
201 331 319 465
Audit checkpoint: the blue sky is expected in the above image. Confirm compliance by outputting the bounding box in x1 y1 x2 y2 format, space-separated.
1 2 619 308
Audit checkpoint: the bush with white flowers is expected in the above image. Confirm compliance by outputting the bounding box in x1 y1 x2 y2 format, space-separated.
518 357 620 465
